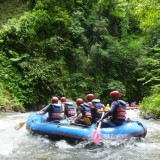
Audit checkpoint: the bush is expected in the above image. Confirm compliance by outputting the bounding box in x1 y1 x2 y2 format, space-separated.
140 94 160 119
0 84 25 112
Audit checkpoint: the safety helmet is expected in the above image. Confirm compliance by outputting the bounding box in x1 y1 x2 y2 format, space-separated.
76 98 84 105
60 97 67 102
51 96 59 103
109 91 120 98
86 94 94 101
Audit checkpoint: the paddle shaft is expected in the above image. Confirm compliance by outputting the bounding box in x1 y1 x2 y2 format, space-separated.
97 112 105 130
39 104 50 112
15 104 49 130
27 104 50 122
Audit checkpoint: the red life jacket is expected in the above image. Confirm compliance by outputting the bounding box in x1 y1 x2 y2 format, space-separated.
64 102 76 117
115 100 126 120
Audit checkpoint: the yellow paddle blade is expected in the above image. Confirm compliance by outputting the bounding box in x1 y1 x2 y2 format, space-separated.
14 122 26 130
83 117 91 125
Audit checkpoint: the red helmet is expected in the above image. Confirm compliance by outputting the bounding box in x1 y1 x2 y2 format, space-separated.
109 91 120 98
60 97 67 102
86 94 94 101
76 98 84 105
51 96 59 103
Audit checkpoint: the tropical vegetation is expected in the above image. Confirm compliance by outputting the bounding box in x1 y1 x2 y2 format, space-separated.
0 0 159 117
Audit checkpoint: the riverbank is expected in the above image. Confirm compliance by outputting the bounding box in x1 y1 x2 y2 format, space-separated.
0 104 26 113
0 86 26 113
0 105 14 112
139 93 160 120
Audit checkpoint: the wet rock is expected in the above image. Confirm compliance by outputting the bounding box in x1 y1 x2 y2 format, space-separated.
0 105 14 112
143 111 160 120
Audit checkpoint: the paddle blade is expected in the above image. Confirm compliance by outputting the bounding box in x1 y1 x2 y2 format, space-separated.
14 122 26 130
91 130 100 144
83 117 91 125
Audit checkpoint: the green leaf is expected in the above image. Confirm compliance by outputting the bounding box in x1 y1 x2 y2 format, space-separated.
0 40 4 43
18 62 28 69
10 57 22 62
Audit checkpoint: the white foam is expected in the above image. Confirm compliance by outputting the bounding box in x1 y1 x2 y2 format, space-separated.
55 140 74 149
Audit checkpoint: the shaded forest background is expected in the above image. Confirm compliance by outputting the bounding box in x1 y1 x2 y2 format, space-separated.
0 0 160 113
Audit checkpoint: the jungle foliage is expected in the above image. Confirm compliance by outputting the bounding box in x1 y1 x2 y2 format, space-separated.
140 93 160 119
0 0 160 112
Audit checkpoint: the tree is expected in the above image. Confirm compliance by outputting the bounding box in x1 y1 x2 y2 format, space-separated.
130 0 160 31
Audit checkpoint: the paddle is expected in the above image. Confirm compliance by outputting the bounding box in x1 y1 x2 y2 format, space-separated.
91 112 105 144
14 114 37 130
14 105 49 130
82 117 91 125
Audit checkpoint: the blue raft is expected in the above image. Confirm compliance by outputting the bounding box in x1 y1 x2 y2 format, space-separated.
26 113 147 142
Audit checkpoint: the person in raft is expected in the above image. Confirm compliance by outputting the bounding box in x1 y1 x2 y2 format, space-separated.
100 91 126 127
37 96 62 122
70 98 92 125
60 97 76 118
86 94 105 123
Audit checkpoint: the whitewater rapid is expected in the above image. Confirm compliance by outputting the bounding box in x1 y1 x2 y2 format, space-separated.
0 110 160 160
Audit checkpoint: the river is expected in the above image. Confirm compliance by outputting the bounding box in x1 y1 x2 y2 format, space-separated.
0 110 160 160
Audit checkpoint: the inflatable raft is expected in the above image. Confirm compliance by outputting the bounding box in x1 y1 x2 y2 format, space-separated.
26 113 147 142
126 106 140 110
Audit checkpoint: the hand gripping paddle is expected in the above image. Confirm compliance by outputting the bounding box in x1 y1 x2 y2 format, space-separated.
91 112 105 144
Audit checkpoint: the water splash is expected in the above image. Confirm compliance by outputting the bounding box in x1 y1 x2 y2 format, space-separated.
0 111 160 160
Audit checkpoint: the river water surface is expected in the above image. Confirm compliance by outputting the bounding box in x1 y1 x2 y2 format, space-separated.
0 110 160 160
